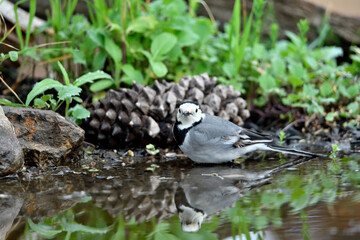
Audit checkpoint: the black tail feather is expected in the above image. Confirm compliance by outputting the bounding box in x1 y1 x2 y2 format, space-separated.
267 144 327 158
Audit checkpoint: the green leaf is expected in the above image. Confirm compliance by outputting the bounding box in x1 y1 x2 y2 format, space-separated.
320 82 332 97
69 104 90 120
87 29 105 47
26 79 63 106
9 51 18 61
0 98 24 107
150 60 167 77
347 101 359 114
73 71 113 87
177 29 199 47
326 112 336 122
151 33 177 60
347 86 358 99
305 56 318 69
93 49 107 70
104 37 122 64
33 98 47 108
271 58 285 77
61 221 112 234
57 61 70 86
121 64 144 84
252 43 266 59
289 62 306 80
191 18 213 42
289 76 304 87
89 79 115 92
222 62 236 78
321 46 343 60
27 219 61 238
303 84 319 98
57 85 82 100
259 74 276 91
126 16 156 33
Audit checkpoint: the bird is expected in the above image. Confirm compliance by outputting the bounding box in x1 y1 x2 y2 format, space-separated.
172 101 325 164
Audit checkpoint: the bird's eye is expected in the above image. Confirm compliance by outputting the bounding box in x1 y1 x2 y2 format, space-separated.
195 109 198 112
179 109 182 113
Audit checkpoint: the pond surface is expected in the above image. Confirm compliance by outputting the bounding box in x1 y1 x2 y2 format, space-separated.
1 150 360 240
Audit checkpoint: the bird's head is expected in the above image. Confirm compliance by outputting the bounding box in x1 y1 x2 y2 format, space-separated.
178 205 205 232
176 101 203 129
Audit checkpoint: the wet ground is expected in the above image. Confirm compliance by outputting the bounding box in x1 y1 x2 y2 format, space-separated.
1 146 360 240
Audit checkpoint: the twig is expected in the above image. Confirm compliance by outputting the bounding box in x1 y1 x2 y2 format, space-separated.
281 118 305 132
0 74 25 105
198 1 216 25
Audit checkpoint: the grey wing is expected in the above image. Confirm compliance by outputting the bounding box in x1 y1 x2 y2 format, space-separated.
192 114 273 147
233 128 273 147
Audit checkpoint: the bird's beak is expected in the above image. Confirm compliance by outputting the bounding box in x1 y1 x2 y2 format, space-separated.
182 111 191 116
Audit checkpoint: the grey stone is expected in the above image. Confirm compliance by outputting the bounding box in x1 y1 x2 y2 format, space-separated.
0 106 24 177
3 107 84 167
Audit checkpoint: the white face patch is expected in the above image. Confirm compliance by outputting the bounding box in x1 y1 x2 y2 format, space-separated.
176 102 204 129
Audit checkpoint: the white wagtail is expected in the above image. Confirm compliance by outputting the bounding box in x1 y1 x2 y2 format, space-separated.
173 101 324 163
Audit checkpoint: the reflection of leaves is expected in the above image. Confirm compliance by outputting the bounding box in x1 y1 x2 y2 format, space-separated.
28 219 61 238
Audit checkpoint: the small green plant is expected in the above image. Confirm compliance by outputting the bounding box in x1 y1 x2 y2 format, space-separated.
330 144 338 159
146 144 160 155
145 164 160 172
279 131 286 146
25 61 113 123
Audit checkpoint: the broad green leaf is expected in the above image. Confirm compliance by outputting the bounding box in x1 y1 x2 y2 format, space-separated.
252 43 266 59
151 33 177 60
26 79 63 106
90 79 115 92
34 98 47 108
222 62 236 78
305 56 318 69
320 82 332 97
347 101 359 114
163 0 187 17
72 50 86 65
303 84 319 98
87 29 105 47
259 74 276 90
150 60 167 77
69 104 90 119
326 112 336 122
289 76 304 87
191 18 213 42
57 61 70 85
57 85 82 100
73 71 113 87
104 37 122 64
121 64 144 84
271 58 285 77
321 46 343 60
285 31 302 47
27 219 61 238
92 49 107 70
347 86 358 99
289 62 306 80
178 29 199 47
126 16 156 33
9 51 18 61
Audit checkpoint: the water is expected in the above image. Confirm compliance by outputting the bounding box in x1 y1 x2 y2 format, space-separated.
1 152 360 240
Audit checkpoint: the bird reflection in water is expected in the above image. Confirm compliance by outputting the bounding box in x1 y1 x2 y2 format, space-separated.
175 166 273 232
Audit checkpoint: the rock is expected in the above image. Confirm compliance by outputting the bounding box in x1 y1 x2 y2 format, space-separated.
3 107 85 167
0 106 23 177
0 181 24 240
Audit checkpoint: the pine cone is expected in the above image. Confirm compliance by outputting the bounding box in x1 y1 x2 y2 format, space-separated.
84 73 250 148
